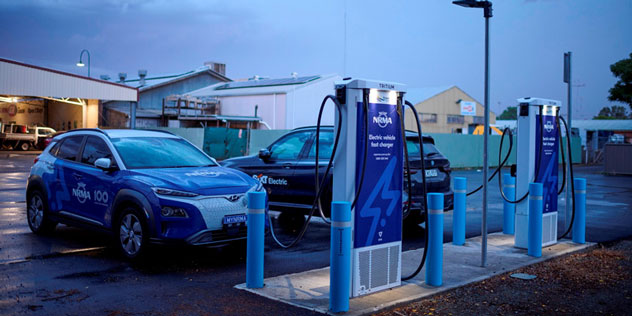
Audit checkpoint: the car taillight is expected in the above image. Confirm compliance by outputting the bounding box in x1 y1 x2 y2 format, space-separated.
404 170 418 175
34 157 39 164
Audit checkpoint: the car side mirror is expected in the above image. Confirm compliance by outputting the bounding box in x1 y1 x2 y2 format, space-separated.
258 148 271 160
95 158 116 171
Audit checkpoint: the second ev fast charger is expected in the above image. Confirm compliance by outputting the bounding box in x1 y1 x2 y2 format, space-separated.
515 97 562 249
333 79 406 297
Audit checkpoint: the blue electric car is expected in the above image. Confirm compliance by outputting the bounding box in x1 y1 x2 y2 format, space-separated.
26 129 264 259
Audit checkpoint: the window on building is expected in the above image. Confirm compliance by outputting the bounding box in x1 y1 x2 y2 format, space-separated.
447 115 464 124
473 116 484 124
419 113 438 123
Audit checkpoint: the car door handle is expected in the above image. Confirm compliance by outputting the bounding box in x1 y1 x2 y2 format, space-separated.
282 163 292 169
72 173 83 180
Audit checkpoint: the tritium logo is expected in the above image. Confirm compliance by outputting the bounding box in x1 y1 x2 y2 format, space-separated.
72 182 91 204
373 112 392 128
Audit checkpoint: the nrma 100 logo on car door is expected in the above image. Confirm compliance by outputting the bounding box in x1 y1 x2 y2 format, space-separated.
72 182 109 205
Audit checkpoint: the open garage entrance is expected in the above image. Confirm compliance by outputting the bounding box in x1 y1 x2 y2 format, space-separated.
0 58 138 148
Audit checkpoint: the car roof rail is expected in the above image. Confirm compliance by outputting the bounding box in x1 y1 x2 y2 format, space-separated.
140 129 176 136
64 128 110 138
292 125 334 131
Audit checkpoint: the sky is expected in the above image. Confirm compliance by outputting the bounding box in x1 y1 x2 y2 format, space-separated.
1 0 631 119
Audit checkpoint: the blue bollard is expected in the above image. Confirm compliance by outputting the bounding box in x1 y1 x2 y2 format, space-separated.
426 193 444 286
573 178 586 244
503 174 516 235
329 201 351 313
246 191 266 288
453 177 466 245
527 183 543 258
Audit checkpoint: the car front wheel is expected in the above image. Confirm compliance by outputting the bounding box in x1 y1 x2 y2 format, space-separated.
116 208 148 260
27 190 57 234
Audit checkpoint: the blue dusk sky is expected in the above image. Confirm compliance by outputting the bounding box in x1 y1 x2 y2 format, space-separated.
1 0 631 119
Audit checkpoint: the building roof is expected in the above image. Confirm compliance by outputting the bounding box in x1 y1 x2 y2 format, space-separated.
0 57 137 101
188 74 340 97
405 86 454 104
122 66 230 92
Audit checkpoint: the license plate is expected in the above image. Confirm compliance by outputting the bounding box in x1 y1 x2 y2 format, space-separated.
425 169 438 177
223 214 247 225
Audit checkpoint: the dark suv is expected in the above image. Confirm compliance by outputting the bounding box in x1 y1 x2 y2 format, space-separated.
221 126 453 226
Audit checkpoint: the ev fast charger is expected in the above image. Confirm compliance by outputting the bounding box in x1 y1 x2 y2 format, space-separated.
515 97 561 249
333 79 406 297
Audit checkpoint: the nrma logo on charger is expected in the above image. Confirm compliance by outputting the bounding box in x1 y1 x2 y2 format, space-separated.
544 120 554 133
373 112 393 128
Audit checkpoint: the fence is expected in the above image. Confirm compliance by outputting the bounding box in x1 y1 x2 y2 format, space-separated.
150 127 581 168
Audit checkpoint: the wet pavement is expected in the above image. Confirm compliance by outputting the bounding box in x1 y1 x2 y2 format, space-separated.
0 153 630 315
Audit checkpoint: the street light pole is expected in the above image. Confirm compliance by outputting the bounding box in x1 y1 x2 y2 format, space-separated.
453 0 493 267
76 49 91 78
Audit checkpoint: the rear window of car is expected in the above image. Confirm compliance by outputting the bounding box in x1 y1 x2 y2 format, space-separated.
57 136 84 161
111 137 215 169
406 138 440 157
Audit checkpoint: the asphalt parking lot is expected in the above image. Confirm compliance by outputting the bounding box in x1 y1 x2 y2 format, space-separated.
1 152 631 315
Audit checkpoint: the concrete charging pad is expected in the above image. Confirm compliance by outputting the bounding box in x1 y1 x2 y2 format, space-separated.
235 233 593 315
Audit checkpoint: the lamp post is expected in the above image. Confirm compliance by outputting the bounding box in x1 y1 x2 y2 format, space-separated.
452 0 492 267
76 49 91 78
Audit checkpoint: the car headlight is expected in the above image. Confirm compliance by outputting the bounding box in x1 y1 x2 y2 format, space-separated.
251 181 264 192
152 187 199 197
161 206 188 218
242 182 265 207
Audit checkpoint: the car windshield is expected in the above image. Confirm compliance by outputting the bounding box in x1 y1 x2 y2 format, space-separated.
111 137 216 169
406 138 440 157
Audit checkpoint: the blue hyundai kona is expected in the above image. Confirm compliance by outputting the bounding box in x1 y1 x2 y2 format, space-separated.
27 129 264 259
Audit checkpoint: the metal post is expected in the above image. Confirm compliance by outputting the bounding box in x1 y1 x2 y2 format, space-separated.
426 193 444 286
453 177 467 245
329 201 351 313
527 183 543 258
502 174 516 234
565 52 572 236
130 101 137 129
572 178 586 244
481 9 490 268
246 191 266 288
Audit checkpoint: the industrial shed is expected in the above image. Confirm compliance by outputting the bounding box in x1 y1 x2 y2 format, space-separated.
187 74 342 129
0 57 137 131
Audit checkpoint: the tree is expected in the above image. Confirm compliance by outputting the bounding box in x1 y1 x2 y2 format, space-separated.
498 106 517 120
608 53 632 111
593 105 630 120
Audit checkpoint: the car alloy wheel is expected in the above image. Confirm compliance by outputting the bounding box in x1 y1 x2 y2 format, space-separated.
119 213 144 257
20 142 30 151
27 194 44 230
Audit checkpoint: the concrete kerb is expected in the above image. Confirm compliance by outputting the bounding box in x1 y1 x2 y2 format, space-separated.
235 233 594 315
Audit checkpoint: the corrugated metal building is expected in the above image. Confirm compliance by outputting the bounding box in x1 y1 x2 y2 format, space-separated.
0 57 137 132
404 85 496 134
103 62 230 128
187 74 342 129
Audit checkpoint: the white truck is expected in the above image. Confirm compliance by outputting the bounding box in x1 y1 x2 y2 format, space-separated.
0 124 56 151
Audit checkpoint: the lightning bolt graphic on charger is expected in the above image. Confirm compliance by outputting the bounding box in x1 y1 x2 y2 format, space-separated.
359 157 400 247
